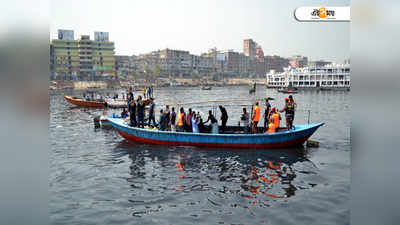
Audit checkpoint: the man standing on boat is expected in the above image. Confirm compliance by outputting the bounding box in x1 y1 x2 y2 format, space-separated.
191 111 200 133
137 96 145 128
185 108 193 132
159 109 167 131
288 95 297 122
177 108 185 132
252 102 261 133
263 99 271 132
128 97 137 127
148 98 156 127
204 110 218 134
240 108 250 134
164 105 171 131
270 108 281 132
219 105 228 133
170 107 176 132
279 98 295 130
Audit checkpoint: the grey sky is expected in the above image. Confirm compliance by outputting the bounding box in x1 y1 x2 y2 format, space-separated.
50 0 350 63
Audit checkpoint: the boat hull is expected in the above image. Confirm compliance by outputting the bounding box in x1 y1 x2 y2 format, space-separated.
65 96 152 108
64 96 105 107
108 118 324 149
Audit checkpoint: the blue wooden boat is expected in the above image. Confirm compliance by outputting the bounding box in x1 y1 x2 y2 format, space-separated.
107 118 324 149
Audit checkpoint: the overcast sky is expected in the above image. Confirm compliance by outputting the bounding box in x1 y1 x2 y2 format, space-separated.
50 0 350 63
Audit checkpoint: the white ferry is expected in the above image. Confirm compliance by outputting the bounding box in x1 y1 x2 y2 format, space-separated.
266 64 350 90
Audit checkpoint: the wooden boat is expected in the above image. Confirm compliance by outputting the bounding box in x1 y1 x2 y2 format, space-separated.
277 88 298 94
64 95 106 107
65 95 153 108
107 118 324 149
201 86 212 90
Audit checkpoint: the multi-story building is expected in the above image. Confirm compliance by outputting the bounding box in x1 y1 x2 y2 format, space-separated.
136 48 215 78
115 55 137 75
192 55 214 74
50 30 79 79
50 29 115 79
243 39 256 59
289 55 308 68
264 55 289 73
222 50 240 76
203 48 226 73
266 64 350 89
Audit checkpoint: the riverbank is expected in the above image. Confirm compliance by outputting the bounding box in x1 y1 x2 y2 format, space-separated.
50 78 267 90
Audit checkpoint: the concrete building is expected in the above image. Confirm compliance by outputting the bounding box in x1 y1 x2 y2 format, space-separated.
265 55 290 73
50 29 115 79
243 39 256 59
136 48 215 78
289 55 308 68
223 50 240 76
115 55 137 76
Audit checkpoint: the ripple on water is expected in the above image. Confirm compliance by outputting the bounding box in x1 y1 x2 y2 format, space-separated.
50 87 350 225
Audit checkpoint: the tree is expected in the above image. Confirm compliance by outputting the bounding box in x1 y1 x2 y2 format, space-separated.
154 64 161 77
144 66 153 83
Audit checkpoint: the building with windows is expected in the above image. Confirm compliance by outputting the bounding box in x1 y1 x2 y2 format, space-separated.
264 55 290 73
243 39 256 59
289 55 308 68
50 29 115 79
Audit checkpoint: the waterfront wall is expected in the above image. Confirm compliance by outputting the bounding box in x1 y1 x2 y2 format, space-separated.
73 81 107 90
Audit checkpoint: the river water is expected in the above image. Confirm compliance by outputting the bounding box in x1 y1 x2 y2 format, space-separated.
50 85 350 225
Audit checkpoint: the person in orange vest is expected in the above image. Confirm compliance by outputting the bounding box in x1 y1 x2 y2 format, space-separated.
266 117 276 134
270 107 281 132
252 102 261 133
176 107 185 132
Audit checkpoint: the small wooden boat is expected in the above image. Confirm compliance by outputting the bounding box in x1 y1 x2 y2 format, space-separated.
201 86 212 90
65 95 153 108
277 88 298 94
107 118 324 149
64 95 106 107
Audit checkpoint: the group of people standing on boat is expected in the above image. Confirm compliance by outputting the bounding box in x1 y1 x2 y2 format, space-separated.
122 93 296 134
263 95 297 133
240 95 297 134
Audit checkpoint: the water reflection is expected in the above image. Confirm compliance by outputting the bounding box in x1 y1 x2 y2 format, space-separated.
114 141 319 217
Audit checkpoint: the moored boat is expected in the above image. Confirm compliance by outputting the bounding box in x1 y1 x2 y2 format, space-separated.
201 86 212 90
277 88 298 94
64 95 154 108
64 95 106 107
107 118 324 149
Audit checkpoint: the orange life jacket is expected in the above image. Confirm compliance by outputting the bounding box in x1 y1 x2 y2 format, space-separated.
266 122 276 133
253 106 260 122
177 113 184 126
272 113 280 128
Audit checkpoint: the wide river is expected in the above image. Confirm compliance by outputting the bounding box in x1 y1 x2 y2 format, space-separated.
50 85 350 225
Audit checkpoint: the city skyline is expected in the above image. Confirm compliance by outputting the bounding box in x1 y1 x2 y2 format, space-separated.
50 0 350 63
